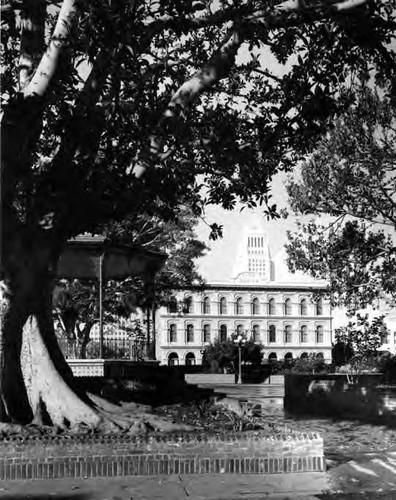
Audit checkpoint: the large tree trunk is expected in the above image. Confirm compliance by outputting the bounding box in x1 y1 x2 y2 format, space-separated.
0 232 101 428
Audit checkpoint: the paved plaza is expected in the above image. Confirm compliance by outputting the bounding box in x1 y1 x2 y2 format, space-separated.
2 448 396 499
0 472 330 499
2 378 396 498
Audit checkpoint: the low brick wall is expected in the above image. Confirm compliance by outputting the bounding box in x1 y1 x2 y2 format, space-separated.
0 431 324 480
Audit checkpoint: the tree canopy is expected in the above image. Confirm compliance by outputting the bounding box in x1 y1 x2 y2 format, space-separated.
104 207 207 300
2 0 396 243
286 87 396 312
53 208 207 359
1 0 396 428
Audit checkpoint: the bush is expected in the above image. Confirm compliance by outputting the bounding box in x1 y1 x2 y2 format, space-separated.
269 357 334 374
202 338 264 374
336 352 390 378
377 353 396 382
202 339 235 374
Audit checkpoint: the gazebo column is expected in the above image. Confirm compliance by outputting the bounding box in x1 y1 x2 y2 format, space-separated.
99 252 104 359
57 234 167 365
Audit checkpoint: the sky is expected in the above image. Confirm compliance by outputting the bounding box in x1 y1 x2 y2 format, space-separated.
194 170 315 281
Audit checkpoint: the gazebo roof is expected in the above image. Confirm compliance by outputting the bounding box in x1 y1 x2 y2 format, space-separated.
57 234 167 281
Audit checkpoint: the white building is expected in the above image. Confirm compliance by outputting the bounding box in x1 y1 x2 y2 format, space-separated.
156 224 333 365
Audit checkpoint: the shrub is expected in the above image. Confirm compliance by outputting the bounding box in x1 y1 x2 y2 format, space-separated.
202 338 264 374
377 353 396 382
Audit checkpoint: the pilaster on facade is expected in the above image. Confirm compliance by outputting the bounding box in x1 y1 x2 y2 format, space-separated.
156 285 333 366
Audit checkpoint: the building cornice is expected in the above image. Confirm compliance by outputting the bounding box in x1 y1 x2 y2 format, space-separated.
161 314 332 321
172 282 329 293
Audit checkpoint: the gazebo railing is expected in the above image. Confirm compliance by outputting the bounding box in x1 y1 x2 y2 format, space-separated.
58 337 154 361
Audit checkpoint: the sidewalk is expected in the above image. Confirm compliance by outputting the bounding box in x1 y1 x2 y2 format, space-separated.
0 472 328 499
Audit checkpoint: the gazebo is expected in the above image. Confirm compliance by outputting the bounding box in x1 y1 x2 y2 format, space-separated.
56 234 166 375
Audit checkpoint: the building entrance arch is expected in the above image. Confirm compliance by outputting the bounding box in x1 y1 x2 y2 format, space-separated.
284 352 293 365
168 352 179 366
185 352 196 366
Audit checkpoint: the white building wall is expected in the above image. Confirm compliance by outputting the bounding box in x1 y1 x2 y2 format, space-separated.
156 287 333 365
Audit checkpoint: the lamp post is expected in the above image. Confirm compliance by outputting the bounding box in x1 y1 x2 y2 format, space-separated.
200 348 205 366
234 333 247 384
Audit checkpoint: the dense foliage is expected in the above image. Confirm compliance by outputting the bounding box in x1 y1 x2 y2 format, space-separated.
286 87 396 312
2 1 396 243
335 314 389 362
202 337 263 373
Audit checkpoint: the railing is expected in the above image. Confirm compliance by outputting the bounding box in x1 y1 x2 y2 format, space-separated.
58 337 154 361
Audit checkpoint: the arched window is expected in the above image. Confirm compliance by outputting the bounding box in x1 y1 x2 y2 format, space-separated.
316 325 324 343
203 296 211 314
284 325 292 343
169 324 177 343
268 298 276 315
268 352 277 361
284 298 292 316
269 325 276 343
316 352 324 359
219 297 227 315
252 298 260 315
236 324 244 336
300 352 308 359
185 352 196 366
300 299 307 316
235 297 243 315
381 328 390 345
168 297 178 314
300 325 308 343
168 352 179 366
219 324 227 342
285 352 293 361
203 324 211 343
183 296 193 314
252 325 260 342
186 324 194 343
316 298 323 316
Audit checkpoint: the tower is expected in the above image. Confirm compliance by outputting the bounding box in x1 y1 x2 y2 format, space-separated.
231 224 271 283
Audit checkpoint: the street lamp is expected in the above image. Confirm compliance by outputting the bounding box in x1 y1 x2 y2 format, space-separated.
200 348 205 365
234 333 247 384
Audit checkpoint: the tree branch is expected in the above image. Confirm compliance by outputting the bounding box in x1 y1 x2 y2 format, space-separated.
130 0 371 178
252 67 283 83
254 0 369 20
1 0 25 13
143 4 253 34
35 48 116 230
309 205 395 228
23 0 79 98
18 0 46 91
131 28 242 177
